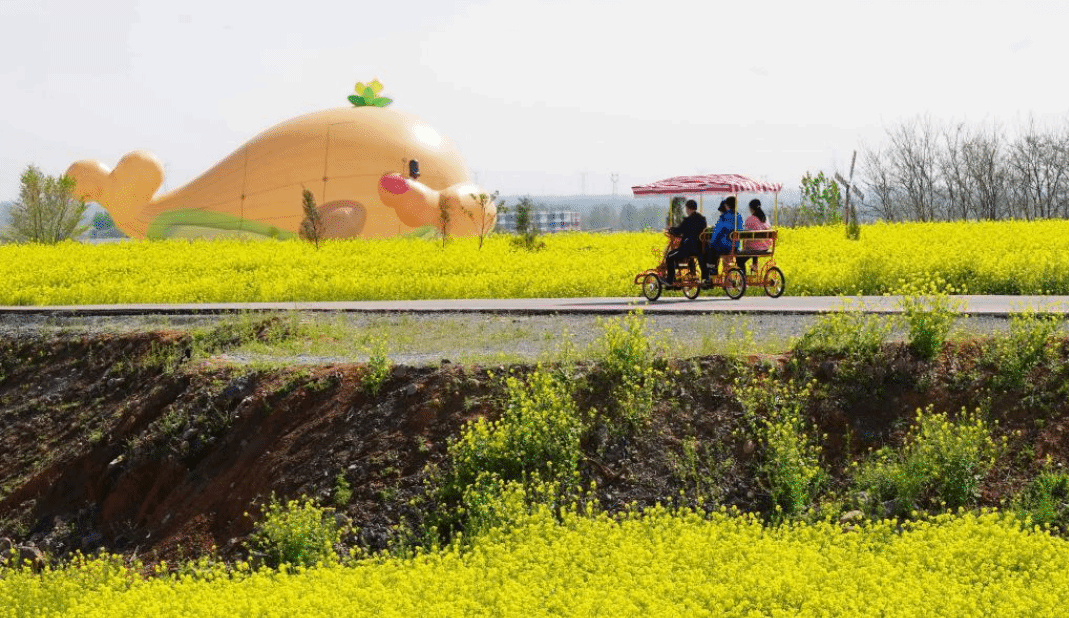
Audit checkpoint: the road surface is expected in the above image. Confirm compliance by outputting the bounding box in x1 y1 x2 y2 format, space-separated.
1 295 1067 316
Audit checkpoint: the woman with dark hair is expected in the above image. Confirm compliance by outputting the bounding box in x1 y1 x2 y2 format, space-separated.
740 198 772 273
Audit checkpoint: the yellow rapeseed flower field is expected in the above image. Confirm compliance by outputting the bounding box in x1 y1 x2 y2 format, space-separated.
2 509 1068 617
2 220 1068 304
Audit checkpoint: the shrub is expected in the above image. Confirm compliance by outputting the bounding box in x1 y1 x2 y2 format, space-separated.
3 165 89 244
982 310 1064 389
590 312 666 432
853 407 998 517
1015 465 1069 529
792 299 894 363
736 374 826 517
247 495 342 568
445 366 582 501
896 278 965 359
362 339 392 395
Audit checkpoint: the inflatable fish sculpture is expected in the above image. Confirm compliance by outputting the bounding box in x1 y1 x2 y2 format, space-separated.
66 103 496 239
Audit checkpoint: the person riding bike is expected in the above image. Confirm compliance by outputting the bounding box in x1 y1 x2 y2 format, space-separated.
707 196 745 275
664 199 708 285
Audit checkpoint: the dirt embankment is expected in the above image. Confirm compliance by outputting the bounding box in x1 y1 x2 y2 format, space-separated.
1 327 1067 565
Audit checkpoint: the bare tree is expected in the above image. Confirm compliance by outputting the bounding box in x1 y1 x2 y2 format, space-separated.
1007 116 1069 220
466 190 499 249
939 123 974 221
886 116 942 222
963 122 1008 220
859 144 902 222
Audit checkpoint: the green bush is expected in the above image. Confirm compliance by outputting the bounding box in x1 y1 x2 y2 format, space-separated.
896 279 964 360
590 312 666 432
792 299 893 363
736 375 826 517
982 310 1064 389
1015 466 1069 529
247 495 342 568
445 366 582 501
362 339 392 395
853 407 997 517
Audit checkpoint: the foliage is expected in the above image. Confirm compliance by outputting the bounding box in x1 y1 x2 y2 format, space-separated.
298 188 323 249
896 278 965 359
798 171 842 226
589 312 666 433
333 472 353 507
437 194 451 248
8 510 1069 616
466 190 499 249
439 366 583 538
348 79 392 107
853 407 998 517
9 220 1069 304
3 165 89 244
362 339 391 395
246 495 342 568
735 375 826 516
981 310 1064 389
667 196 685 227
792 299 894 363
510 196 544 251
1014 463 1069 530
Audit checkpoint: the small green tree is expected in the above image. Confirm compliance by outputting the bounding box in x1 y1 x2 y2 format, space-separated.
299 188 323 249
512 196 543 251
667 196 686 227
466 190 499 249
798 172 842 226
4 165 88 243
438 194 451 248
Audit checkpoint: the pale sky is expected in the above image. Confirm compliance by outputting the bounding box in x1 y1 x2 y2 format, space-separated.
1 0 1067 201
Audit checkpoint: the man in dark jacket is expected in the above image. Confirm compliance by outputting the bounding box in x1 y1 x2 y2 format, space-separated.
664 199 708 285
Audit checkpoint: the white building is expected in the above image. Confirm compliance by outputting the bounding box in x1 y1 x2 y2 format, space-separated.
496 210 581 233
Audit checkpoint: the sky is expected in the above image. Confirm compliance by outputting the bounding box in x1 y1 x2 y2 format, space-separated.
1 0 1068 201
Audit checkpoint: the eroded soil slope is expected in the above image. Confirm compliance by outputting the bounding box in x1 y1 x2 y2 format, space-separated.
1 325 1068 564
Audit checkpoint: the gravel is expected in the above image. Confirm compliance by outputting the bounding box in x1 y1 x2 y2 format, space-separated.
0 311 1030 366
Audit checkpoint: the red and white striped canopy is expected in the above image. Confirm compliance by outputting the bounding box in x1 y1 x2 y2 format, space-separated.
632 173 783 196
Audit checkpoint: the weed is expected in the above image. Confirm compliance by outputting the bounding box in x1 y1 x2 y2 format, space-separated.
792 299 893 363
896 278 965 360
363 339 392 396
735 373 826 517
852 406 998 517
246 495 342 568
981 310 1064 390
1014 461 1069 529
333 472 353 507
589 311 667 433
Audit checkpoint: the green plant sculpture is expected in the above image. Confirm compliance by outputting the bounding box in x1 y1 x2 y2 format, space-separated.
348 79 392 107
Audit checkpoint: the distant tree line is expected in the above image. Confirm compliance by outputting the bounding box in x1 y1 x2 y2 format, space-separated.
858 115 1069 222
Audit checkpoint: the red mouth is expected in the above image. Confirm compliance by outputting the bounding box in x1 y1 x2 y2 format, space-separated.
380 173 409 195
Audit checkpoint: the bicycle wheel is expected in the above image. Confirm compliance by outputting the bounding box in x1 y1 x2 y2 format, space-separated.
764 266 785 298
642 273 662 301
724 268 747 300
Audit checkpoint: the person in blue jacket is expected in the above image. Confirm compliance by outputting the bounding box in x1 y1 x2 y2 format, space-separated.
707 196 745 275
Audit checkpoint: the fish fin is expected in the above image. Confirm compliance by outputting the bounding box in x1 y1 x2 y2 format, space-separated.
65 151 164 239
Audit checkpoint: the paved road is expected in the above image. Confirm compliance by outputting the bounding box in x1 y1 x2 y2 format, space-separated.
1 295 1067 316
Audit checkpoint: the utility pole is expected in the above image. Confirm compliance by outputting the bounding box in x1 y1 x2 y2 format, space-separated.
610 173 619 196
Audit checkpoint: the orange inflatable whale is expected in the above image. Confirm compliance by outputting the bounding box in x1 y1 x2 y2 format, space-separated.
65 107 496 239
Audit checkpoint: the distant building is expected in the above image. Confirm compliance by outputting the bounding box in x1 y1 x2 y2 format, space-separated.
496 210 581 233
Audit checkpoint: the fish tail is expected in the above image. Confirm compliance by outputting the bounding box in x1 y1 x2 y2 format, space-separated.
65 151 164 238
